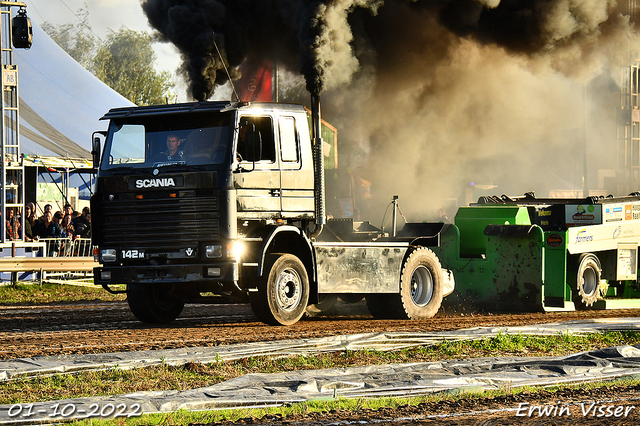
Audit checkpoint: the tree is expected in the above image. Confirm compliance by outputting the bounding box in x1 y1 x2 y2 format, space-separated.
41 8 98 70
42 10 175 106
92 28 175 105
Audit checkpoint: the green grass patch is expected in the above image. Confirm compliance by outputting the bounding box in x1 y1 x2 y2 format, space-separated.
0 282 125 305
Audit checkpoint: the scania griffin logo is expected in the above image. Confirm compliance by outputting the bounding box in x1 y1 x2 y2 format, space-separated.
135 178 176 188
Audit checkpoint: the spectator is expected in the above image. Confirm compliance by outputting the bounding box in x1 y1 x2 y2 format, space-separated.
24 204 37 241
73 207 91 239
38 204 53 222
61 213 74 238
5 208 21 240
33 211 64 239
33 211 64 256
53 211 66 237
63 203 74 217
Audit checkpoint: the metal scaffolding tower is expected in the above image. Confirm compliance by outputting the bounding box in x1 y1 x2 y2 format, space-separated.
0 1 27 244
618 1 640 195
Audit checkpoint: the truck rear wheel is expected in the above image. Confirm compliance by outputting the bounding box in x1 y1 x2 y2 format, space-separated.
127 283 185 323
367 248 444 319
573 254 601 309
250 253 310 325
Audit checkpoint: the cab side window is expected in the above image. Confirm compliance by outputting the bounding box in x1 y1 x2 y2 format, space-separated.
279 116 299 163
238 116 275 163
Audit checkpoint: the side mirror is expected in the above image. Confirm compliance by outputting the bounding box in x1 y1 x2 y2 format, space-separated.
91 132 105 169
244 130 262 162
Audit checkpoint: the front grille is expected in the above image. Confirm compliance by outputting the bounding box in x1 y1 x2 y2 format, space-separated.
100 194 219 247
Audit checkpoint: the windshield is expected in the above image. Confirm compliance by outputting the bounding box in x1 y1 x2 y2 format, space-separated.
101 112 232 170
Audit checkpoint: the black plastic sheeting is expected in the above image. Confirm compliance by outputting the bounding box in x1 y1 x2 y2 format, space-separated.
2 318 639 382
1 318 640 424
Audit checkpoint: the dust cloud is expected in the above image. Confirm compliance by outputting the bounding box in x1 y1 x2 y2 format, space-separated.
142 0 638 222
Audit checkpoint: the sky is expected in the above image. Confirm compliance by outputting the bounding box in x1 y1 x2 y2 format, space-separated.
26 0 188 98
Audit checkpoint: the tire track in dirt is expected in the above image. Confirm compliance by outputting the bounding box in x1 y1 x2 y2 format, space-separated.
2 301 640 360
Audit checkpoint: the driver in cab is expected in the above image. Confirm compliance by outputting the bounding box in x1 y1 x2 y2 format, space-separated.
155 133 185 161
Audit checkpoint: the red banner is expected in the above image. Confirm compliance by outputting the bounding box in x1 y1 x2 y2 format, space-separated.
235 59 273 102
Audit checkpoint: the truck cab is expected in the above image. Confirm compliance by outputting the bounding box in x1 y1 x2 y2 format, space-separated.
93 102 316 322
93 101 453 326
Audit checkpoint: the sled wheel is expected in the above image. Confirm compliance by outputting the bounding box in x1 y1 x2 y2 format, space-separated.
573 254 601 309
306 294 338 316
127 283 184 323
250 253 309 325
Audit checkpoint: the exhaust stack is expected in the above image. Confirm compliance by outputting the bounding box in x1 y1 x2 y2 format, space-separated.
310 94 326 239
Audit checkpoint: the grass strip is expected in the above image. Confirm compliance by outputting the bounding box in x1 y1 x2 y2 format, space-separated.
0 282 124 305
1 331 638 405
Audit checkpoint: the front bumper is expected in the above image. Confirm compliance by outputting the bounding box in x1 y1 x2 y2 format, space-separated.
94 262 239 287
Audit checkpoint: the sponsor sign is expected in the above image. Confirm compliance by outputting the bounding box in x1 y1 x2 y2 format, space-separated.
613 226 622 239
567 221 640 254
37 182 64 204
604 202 626 223
574 229 594 243
565 204 601 226
546 233 564 248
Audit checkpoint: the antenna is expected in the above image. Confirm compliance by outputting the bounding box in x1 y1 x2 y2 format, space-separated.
212 31 241 102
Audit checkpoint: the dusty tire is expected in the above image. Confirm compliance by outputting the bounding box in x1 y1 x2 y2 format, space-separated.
368 248 444 319
365 293 389 319
127 283 184 323
306 294 338 316
250 254 310 326
573 254 601 309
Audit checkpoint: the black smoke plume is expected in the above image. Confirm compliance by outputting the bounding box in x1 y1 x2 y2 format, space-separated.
142 0 629 101
143 0 638 220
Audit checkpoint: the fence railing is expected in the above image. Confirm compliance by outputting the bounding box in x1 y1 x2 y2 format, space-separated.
0 238 98 284
39 238 94 257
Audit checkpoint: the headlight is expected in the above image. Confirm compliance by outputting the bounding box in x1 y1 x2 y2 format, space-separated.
228 241 243 262
206 245 223 258
101 249 116 263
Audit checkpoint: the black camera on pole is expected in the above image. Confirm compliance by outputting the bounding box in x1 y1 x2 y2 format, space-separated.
12 8 32 49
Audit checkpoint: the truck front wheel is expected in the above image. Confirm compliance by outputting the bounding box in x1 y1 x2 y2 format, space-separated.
250 253 310 326
367 248 444 319
127 283 185 323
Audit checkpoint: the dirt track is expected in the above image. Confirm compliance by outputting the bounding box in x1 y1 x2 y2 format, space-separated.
3 301 640 425
2 300 640 360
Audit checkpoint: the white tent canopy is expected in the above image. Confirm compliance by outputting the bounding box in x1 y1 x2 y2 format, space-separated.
13 23 134 159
